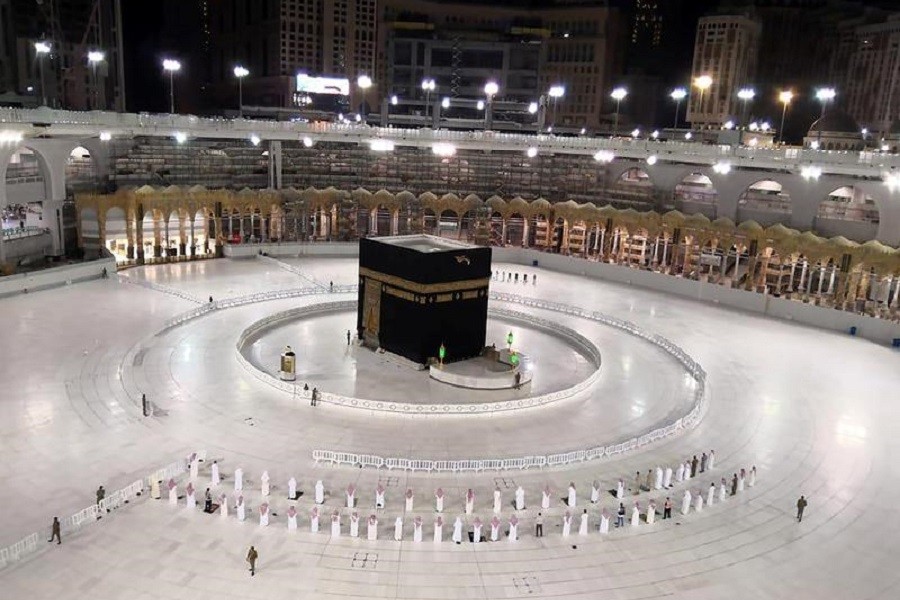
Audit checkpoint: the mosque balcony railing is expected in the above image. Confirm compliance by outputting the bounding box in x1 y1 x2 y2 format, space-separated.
2 108 900 179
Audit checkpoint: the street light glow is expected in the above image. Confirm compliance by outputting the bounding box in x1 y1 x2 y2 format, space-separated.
391 95 398 105
173 131 187 144
611 87 627 101
779 90 794 104
302 136 314 147
442 97 451 109
737 88 755 100
593 150 615 163
162 59 181 72
712 161 732 174
421 78 436 91
548 85 565 98
233 66 249 78
432 143 456 157
724 120 735 130
476 100 484 110
250 134 261 146
357 75 372 89
694 75 713 90
34 42 51 54
526 147 538 158
87 51 105 64
801 165 822 180
99 131 111 141
527 102 538 114
484 81 499 96
816 88 836 102
631 128 640 138
370 139 395 152
647 155 658 166
670 88 687 101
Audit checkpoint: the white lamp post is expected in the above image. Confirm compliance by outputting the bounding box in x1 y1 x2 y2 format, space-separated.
778 90 793 145
548 84 565 129
34 42 51 106
737 88 755 128
421 78 435 122
233 66 249 118
162 59 181 113
357 75 372 122
87 50 105 110
670 88 687 129
610 87 627 135
815 87 836 145
484 81 499 130
693 75 713 127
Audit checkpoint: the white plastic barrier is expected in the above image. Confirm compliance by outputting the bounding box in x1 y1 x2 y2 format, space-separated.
311 293 708 473
0 451 202 570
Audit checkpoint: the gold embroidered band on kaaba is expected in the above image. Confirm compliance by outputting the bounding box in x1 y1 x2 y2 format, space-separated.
359 267 489 295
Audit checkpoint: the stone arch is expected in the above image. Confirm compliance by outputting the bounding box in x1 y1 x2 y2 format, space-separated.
814 185 880 243
505 212 526 246
608 166 656 210
78 206 100 258
104 206 129 260
438 208 460 238
674 172 718 219
737 180 793 227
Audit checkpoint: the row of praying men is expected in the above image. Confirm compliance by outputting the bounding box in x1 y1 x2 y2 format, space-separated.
188 449 724 512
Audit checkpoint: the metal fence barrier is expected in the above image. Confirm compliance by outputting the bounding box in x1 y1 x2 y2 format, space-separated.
0 450 203 570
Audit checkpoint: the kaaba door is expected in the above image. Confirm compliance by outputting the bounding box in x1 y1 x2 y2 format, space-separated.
362 278 382 347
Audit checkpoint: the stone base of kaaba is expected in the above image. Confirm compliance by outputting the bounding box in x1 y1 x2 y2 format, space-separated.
429 356 533 390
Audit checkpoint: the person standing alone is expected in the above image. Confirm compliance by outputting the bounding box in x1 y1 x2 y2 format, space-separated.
796 496 807 522
48 517 61 544
246 545 258 576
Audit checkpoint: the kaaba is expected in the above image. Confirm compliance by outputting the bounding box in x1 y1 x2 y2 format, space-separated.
357 235 492 366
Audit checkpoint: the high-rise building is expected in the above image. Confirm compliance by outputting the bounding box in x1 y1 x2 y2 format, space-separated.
1 0 125 110
840 13 900 138
687 14 761 128
204 0 377 110
378 0 625 129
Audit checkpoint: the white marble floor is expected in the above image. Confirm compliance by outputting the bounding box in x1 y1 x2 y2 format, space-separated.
1 256 899 600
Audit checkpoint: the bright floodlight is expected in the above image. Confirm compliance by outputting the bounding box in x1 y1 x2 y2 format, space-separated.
370 139 395 152
631 128 640 138
357 75 372 89
163 59 181 72
810 140 820 149
432 142 456 157
593 150 615 163
302 136 313 148
651 130 659 139
484 81 499 96
390 95 398 105
580 127 586 134
801 165 822 180
611 87 627 101
885 172 900 191
99 131 111 141
724 120 735 130
34 41 51 54
250 134 261 146
173 131 187 144
685 132 693 139
548 85 565 98
233 66 249 78
0 131 24 143
760 121 771 131
670 88 687 101
526 146 538 158
421 78 435 91
779 90 794 104
816 88 836 102
441 97 450 109
694 75 713 90
712 161 731 175
749 122 759 131
87 51 105 64
737 88 755 101
647 155 658 166
476 100 485 110
527 102 538 114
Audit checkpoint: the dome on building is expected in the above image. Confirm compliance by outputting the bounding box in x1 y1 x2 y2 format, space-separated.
808 110 860 135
